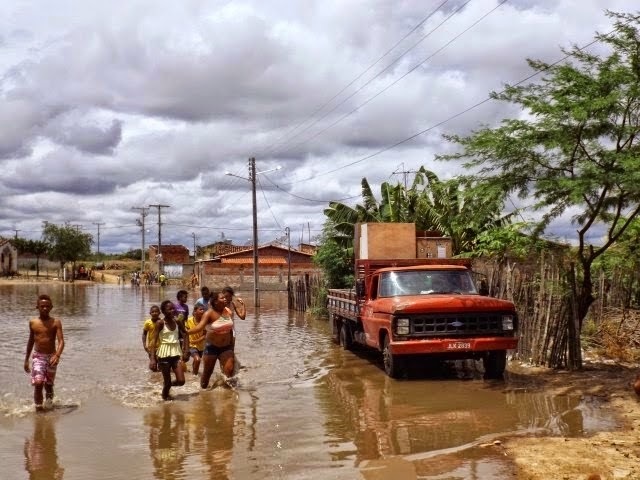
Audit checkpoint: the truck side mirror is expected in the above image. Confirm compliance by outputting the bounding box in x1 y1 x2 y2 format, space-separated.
356 279 365 298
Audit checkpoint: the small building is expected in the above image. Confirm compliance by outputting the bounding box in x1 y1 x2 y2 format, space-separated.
0 238 18 275
201 241 252 259
195 242 320 291
148 244 190 265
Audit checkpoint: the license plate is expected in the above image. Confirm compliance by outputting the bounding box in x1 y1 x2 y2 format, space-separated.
446 341 471 350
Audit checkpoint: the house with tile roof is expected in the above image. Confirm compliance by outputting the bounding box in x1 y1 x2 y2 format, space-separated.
195 242 320 291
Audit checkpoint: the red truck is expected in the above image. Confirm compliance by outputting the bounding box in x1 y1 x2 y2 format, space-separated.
327 224 518 379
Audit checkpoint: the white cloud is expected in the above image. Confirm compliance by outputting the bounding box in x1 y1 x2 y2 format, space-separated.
1 0 637 251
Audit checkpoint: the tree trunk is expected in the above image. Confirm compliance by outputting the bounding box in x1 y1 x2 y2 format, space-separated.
577 261 595 331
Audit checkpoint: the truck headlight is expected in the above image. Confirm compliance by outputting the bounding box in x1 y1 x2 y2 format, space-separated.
396 318 410 335
502 315 514 330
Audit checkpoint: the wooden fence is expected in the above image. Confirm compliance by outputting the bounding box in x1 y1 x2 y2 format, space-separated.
289 273 324 311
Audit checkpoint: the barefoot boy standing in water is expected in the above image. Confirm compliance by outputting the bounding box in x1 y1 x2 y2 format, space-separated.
24 294 65 412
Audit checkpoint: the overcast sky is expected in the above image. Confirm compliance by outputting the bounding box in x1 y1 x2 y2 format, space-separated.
1 0 637 254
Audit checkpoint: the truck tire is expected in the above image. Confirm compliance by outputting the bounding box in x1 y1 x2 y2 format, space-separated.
483 350 507 379
332 317 341 344
383 335 404 379
340 322 353 351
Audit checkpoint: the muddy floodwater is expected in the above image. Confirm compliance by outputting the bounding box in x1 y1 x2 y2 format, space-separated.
0 283 619 479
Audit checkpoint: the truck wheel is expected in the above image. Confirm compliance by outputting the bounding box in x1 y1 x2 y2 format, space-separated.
483 350 507 379
332 317 341 344
340 322 353 351
383 335 404 378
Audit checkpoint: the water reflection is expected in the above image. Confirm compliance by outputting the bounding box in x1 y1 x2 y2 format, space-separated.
24 415 64 480
145 405 189 480
318 356 616 478
192 391 237 480
144 390 238 480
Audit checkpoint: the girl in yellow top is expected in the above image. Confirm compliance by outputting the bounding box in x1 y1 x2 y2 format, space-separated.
149 300 189 400
142 305 161 366
184 302 206 375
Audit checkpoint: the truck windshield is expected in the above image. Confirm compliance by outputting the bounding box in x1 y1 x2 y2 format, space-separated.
379 270 478 297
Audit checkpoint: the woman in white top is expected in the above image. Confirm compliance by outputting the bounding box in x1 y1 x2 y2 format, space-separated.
186 291 234 388
150 300 189 400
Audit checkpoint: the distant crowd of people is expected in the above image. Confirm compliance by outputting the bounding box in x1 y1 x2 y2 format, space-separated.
120 271 167 286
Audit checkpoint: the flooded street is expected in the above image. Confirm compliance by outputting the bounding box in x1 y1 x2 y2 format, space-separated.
0 284 618 479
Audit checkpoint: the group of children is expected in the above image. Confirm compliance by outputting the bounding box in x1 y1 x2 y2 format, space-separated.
23 286 246 411
142 286 246 400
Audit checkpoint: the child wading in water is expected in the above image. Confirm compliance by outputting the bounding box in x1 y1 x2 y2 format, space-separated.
185 302 206 375
149 300 189 400
186 291 236 388
24 294 65 412
142 305 161 369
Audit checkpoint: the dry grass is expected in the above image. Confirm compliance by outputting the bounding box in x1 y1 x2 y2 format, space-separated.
583 308 640 362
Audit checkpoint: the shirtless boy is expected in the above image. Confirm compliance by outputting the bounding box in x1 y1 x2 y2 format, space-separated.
24 294 65 411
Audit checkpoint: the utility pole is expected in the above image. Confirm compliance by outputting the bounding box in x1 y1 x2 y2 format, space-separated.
133 207 149 272
392 162 418 190
249 157 260 307
93 222 105 258
149 204 170 274
285 226 292 309
191 232 197 260
225 159 281 308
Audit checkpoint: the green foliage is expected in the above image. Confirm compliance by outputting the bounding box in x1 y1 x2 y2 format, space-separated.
465 222 548 261
43 223 93 266
117 249 143 260
438 11 640 322
323 167 511 255
11 237 51 277
313 233 354 288
11 237 31 254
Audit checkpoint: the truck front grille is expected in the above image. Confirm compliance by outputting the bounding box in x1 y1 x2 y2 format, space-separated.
409 313 506 336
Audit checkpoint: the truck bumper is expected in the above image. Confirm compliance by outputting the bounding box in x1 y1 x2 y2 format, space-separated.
389 337 518 355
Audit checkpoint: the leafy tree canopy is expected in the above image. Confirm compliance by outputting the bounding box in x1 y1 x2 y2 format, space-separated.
313 229 354 289
43 223 93 266
323 167 511 256
438 10 640 322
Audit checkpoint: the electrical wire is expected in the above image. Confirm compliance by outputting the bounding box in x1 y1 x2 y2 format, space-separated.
257 176 282 230
273 12 614 187
262 0 451 156
275 0 507 172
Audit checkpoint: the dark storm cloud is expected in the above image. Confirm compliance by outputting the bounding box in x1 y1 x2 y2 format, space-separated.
4 174 117 195
45 118 123 155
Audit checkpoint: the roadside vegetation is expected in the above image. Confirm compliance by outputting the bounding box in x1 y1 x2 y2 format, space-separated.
314 10 640 370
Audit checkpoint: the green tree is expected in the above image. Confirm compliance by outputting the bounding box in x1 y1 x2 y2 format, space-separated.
324 167 510 255
438 11 640 329
11 237 51 277
313 230 354 288
43 223 93 279
28 239 51 277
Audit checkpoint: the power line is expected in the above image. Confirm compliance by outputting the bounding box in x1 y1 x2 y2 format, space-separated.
262 1 452 157
275 0 506 168
149 204 170 273
271 7 614 188
257 176 282 230
93 222 105 257
261 174 361 203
